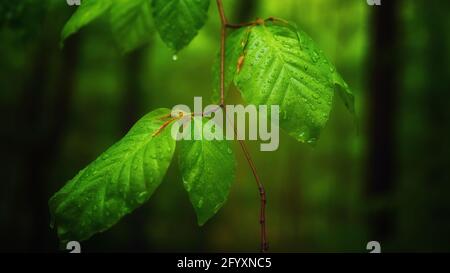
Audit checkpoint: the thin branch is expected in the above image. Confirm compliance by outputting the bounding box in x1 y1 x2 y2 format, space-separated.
237 139 268 253
226 22 255 29
216 0 227 107
216 0 268 253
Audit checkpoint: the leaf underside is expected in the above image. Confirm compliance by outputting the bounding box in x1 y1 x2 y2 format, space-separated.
61 0 112 42
152 0 210 52
49 108 176 243
62 0 156 52
109 0 154 53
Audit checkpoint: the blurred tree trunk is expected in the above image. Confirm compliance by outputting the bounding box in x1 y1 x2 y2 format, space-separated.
120 47 148 251
16 33 80 251
366 0 400 243
121 49 144 132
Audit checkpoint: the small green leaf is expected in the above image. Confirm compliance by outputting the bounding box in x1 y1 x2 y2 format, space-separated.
222 21 355 144
178 118 236 226
49 108 176 243
109 0 154 53
61 0 112 42
151 0 210 52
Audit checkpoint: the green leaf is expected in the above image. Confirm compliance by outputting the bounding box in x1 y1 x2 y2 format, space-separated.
178 118 236 226
151 0 210 52
49 108 176 243
61 0 112 42
224 21 355 144
109 0 154 53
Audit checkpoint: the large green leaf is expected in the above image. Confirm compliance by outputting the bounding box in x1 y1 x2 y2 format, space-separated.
109 0 154 53
221 21 355 143
178 118 236 225
49 108 176 243
151 0 210 52
61 0 112 42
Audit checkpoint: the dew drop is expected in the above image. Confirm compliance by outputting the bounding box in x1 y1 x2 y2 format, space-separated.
213 204 221 213
137 191 148 203
227 147 232 154
172 54 178 61
183 180 191 192
198 198 204 208
299 132 306 140
311 51 319 63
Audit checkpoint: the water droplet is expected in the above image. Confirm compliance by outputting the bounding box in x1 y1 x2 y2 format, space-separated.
172 54 178 61
183 180 191 192
227 147 232 154
198 198 204 208
311 51 319 63
299 132 306 140
137 191 148 203
307 138 317 144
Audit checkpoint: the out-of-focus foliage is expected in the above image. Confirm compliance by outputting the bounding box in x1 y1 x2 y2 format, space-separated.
152 0 210 52
62 0 154 52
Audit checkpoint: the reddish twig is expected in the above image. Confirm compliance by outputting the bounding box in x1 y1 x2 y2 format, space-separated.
216 0 227 107
216 0 268 253
237 140 268 252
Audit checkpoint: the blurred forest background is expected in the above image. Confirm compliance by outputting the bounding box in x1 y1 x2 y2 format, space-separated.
1 0 450 252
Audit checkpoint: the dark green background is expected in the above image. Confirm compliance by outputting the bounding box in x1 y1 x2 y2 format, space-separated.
1 0 450 252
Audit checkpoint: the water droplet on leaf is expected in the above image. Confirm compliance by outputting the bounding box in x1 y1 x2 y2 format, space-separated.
198 198 204 208
137 191 148 203
299 132 306 140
